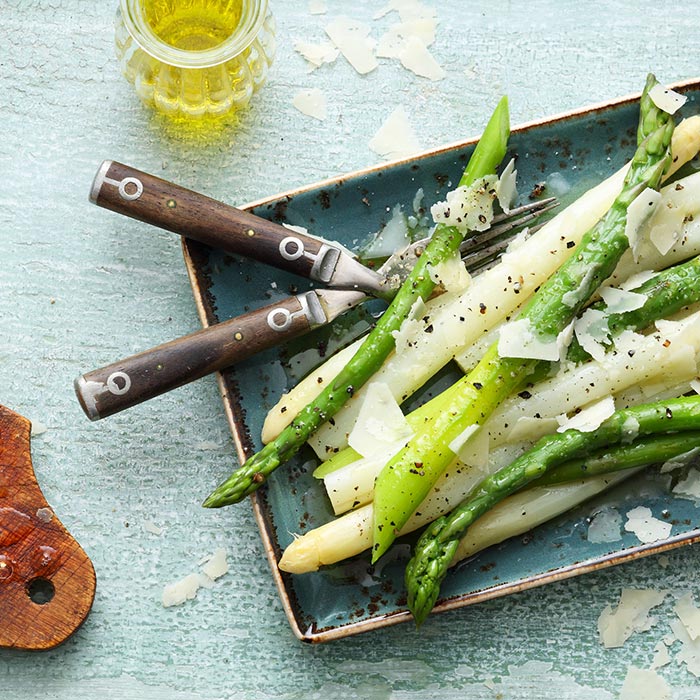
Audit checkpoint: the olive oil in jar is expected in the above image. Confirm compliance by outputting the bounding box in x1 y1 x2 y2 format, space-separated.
142 0 243 52
115 0 276 122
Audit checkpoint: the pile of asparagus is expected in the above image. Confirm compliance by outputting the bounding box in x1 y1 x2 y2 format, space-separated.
204 75 700 625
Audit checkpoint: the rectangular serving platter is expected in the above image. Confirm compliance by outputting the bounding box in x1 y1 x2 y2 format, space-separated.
183 78 700 643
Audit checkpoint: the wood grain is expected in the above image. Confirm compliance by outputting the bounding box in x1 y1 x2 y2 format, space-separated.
0 405 96 650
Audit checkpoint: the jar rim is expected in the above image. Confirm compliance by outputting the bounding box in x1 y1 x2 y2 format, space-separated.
119 0 268 69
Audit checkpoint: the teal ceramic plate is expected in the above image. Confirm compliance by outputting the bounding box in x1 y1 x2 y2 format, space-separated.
183 79 700 643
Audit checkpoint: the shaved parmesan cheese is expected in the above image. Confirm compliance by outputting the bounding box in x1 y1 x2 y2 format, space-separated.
308 0 326 14
597 588 667 648
447 423 479 457
398 35 445 80
505 415 559 443
675 592 700 640
556 395 615 433
649 83 688 115
375 0 437 22
670 617 700 677
692 378 700 394
650 222 679 255
369 106 422 160
672 467 700 504
495 159 518 212
347 382 413 458
325 18 377 75
363 204 411 258
621 415 640 443
620 269 656 291
430 176 497 233
376 19 436 58
545 171 571 197
142 519 163 535
201 548 229 581
599 286 646 313
293 40 338 69
574 308 610 362
619 667 671 700
453 423 490 468
162 573 201 607
428 253 471 293
391 297 427 353
651 640 672 669
292 88 327 120
497 317 559 361
587 506 622 543
624 506 672 543
625 188 662 261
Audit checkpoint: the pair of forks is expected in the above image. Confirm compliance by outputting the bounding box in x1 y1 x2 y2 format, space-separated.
74 161 556 420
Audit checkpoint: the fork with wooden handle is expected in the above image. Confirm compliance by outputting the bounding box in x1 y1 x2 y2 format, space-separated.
75 163 555 420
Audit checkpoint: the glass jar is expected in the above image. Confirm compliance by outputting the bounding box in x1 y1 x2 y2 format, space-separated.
115 0 276 120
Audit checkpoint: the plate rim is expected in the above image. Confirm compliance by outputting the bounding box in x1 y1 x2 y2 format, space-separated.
182 75 700 643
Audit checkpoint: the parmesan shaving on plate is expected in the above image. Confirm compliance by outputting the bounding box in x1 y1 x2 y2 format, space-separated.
497 317 559 361
599 286 646 313
428 252 471 293
495 158 518 212
325 17 377 75
556 395 615 433
293 40 338 69
648 83 688 115
624 187 662 261
292 88 327 120
398 35 445 80
586 507 622 543
362 204 411 258
347 382 413 458
430 176 497 233
447 423 478 457
597 588 667 648
448 423 489 468
624 506 672 543
369 106 422 160
672 467 700 504
573 308 610 362
620 269 656 290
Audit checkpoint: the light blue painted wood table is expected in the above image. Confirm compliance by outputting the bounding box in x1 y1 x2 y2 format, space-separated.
1 1 699 697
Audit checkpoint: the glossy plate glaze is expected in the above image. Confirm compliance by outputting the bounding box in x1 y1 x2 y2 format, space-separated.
183 78 700 643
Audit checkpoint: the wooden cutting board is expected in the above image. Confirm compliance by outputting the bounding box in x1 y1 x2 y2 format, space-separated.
0 405 96 650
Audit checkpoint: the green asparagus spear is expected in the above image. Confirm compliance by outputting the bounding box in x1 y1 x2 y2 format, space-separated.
371 73 674 561
533 431 700 487
203 97 511 508
405 395 700 625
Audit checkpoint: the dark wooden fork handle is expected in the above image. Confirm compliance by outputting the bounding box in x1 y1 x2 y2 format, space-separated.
74 293 327 420
90 160 341 283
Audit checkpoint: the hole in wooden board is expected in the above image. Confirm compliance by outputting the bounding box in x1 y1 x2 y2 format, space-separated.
26 577 55 605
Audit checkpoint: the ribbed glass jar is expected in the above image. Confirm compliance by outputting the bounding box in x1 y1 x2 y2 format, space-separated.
115 0 276 120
